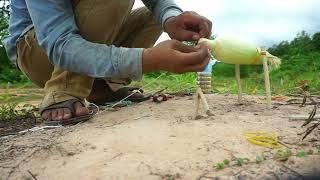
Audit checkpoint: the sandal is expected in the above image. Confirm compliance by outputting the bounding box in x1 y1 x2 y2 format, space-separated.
91 87 152 105
40 99 98 126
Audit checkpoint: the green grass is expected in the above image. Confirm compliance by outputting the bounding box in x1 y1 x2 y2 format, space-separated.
0 65 318 105
0 58 319 105
0 103 38 121
0 94 43 104
132 64 319 96
0 87 43 104
213 71 320 96
0 81 34 89
132 72 198 93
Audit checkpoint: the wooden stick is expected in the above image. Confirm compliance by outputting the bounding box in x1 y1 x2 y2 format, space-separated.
198 88 214 116
235 64 242 103
194 88 213 119
262 52 272 108
286 115 320 121
194 88 201 119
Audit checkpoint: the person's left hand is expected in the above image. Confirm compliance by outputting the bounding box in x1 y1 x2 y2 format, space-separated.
164 11 212 41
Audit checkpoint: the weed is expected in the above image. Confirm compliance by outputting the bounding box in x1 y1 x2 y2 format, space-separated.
274 149 293 161
0 88 11 102
0 87 43 104
215 163 225 169
213 148 319 171
223 159 230 165
235 157 250 166
0 103 38 121
0 103 17 120
296 151 306 157
255 155 265 164
214 159 232 170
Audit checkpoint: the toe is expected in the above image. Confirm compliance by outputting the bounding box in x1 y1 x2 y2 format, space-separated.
41 110 52 121
74 102 89 116
57 109 64 120
51 109 58 120
63 108 72 120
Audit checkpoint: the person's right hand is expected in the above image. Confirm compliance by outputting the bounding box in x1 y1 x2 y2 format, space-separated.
143 40 210 74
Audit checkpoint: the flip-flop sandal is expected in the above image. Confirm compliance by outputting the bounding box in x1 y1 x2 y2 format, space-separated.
92 87 152 105
40 99 98 126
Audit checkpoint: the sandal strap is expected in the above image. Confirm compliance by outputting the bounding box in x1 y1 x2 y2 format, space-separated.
40 99 83 116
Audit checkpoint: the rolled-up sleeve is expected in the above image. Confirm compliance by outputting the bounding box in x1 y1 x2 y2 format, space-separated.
25 0 143 80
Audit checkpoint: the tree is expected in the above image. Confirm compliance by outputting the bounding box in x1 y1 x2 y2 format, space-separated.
312 32 320 51
0 0 9 40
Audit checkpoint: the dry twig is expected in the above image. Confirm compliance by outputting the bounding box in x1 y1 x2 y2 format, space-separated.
27 170 38 180
299 104 320 140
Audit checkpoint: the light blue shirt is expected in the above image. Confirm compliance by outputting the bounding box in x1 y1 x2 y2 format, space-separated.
2 0 182 80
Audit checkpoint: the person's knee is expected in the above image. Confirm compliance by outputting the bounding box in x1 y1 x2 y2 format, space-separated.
132 7 158 26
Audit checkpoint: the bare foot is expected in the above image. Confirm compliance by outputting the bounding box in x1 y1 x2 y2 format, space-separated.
41 102 89 121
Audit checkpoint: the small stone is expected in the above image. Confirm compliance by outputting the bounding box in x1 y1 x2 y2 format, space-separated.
237 174 248 180
307 149 314 155
309 138 318 142
67 152 76 156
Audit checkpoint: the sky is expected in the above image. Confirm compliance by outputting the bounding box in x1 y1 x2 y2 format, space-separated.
134 0 320 47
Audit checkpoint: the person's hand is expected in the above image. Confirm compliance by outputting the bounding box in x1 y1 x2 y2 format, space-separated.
164 11 212 41
143 40 210 74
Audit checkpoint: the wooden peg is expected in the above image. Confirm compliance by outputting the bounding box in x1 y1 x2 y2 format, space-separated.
235 64 242 103
262 52 272 108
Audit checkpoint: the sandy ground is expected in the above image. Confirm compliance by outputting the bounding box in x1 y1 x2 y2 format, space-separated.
0 94 320 180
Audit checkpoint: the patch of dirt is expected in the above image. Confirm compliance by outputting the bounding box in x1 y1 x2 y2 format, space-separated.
0 94 320 180
0 103 41 137
0 115 38 137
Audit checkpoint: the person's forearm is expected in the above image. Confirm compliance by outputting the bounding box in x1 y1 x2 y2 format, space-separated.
25 0 144 80
56 36 144 80
141 0 183 27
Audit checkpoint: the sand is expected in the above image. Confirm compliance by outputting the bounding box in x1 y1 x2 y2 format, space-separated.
1 94 319 180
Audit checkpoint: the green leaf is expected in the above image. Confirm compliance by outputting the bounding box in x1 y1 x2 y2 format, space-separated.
215 163 225 169
235 158 248 166
274 149 293 161
223 159 230 165
296 151 306 157
236 159 243 166
256 155 265 163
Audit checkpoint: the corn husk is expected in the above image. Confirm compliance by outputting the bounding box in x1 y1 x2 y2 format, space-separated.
199 37 281 69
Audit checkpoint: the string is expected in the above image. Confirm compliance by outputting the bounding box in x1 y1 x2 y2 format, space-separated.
96 73 166 115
